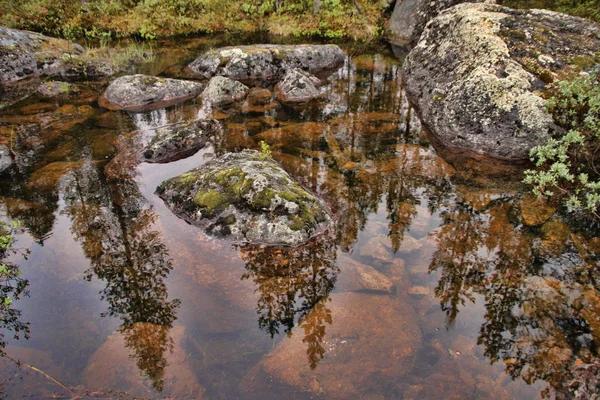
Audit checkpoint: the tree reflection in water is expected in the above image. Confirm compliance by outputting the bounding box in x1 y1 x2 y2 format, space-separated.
238 237 338 369
429 195 600 397
59 158 179 392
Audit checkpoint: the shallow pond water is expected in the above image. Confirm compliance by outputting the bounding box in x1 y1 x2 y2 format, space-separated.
0 35 599 399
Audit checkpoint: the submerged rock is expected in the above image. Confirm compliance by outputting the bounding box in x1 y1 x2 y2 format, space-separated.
402 3 600 161
337 256 395 294
386 0 491 46
275 68 322 104
200 76 249 106
187 44 346 83
143 119 221 163
99 74 204 112
241 292 422 398
82 324 205 398
156 149 331 246
37 81 76 97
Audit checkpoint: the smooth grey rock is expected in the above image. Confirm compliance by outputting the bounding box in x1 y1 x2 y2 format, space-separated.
187 44 345 83
402 3 600 161
98 74 204 112
275 68 322 104
200 76 248 106
143 119 221 163
156 150 331 246
0 145 13 173
386 0 492 46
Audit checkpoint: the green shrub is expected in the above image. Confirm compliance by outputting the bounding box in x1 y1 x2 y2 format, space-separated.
524 69 600 219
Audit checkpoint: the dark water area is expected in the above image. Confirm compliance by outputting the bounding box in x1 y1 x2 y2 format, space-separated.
0 35 599 399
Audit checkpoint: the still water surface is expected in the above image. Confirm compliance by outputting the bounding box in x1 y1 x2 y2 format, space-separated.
0 35 598 399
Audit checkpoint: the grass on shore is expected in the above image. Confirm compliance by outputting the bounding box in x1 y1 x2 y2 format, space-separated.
0 0 393 42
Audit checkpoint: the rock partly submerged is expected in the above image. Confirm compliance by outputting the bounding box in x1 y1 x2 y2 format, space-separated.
99 74 205 112
402 3 600 162
275 68 322 104
156 150 331 246
200 76 249 107
187 44 346 83
143 119 221 163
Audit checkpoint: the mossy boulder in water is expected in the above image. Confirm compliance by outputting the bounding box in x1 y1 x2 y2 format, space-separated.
156 150 331 246
402 3 600 162
187 44 345 83
99 74 205 112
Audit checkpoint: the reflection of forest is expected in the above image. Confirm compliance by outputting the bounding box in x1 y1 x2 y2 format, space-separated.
58 158 179 392
430 195 600 397
239 238 338 368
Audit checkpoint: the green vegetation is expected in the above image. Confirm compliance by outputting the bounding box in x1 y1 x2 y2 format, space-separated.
500 0 600 23
524 69 600 219
0 221 29 355
259 140 272 160
0 0 392 41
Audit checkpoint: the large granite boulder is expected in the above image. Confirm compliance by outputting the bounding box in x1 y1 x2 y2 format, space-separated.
143 119 221 163
275 68 322 104
0 26 114 85
187 44 346 83
240 292 422 398
402 3 600 161
200 76 249 106
99 74 205 112
386 0 492 46
156 150 331 246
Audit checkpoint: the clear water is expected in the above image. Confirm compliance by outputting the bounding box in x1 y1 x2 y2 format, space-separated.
0 35 598 399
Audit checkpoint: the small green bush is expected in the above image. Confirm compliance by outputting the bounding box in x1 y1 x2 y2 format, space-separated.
524 69 600 219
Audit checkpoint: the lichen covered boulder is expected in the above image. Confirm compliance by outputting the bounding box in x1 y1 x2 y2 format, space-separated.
275 68 322 104
187 44 346 83
99 74 205 112
143 119 221 163
386 0 491 46
200 76 249 106
156 150 331 246
402 3 600 161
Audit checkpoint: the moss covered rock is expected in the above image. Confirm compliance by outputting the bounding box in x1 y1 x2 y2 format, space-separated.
156 150 331 246
402 3 600 162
